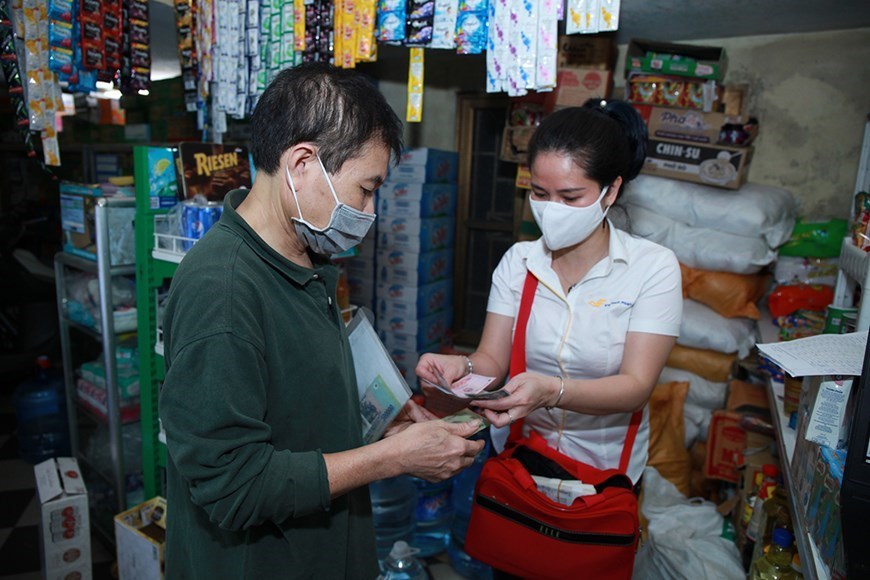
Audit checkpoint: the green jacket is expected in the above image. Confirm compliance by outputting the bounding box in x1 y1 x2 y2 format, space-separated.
160 189 378 579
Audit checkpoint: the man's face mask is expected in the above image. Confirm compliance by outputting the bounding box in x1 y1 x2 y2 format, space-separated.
285 154 376 255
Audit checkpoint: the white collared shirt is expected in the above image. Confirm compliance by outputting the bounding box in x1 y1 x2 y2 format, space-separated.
487 222 682 483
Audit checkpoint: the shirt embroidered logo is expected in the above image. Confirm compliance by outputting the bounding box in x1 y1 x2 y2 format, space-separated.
588 298 606 307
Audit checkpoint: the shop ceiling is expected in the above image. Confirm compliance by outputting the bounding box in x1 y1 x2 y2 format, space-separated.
134 1 870 81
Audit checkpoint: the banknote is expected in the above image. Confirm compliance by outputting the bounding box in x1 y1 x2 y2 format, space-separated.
441 409 490 435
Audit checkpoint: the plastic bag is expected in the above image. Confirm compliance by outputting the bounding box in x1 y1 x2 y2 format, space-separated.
678 299 757 358
648 382 691 496
633 466 744 580
622 175 798 248
618 204 777 274
659 366 728 411
680 264 768 320
666 344 735 383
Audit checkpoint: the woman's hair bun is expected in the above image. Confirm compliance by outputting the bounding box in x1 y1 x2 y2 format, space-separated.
582 99 648 182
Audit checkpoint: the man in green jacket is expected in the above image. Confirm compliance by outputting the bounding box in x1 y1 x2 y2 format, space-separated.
159 62 484 578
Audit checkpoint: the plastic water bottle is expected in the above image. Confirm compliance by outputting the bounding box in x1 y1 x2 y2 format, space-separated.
448 436 492 579
370 476 417 563
381 541 427 580
410 477 452 557
12 356 70 464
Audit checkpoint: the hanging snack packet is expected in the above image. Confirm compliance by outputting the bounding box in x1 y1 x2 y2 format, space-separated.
430 0 458 49
406 46 423 122
566 0 597 35
454 0 487 55
404 0 433 46
377 0 405 43
598 0 619 32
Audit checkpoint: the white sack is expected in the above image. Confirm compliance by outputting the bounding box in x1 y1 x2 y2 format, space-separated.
659 366 728 410
633 467 744 580
678 299 758 358
623 175 798 248
617 204 777 274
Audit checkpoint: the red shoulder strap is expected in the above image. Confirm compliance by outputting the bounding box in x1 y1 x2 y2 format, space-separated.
507 272 538 442
507 270 642 475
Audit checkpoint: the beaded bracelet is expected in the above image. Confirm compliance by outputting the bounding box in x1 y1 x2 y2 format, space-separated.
546 376 565 411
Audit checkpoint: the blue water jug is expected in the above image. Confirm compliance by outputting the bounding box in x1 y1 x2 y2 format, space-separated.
370 476 418 563
449 435 492 578
12 356 70 464
410 476 452 558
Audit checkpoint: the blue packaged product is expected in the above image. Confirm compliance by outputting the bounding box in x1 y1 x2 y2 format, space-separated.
455 0 488 55
377 0 406 43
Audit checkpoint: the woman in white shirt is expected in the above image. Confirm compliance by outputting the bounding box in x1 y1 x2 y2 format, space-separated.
416 99 682 485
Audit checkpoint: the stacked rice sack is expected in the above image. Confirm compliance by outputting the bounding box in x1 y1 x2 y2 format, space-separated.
616 175 798 494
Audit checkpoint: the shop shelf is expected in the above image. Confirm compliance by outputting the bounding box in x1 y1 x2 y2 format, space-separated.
758 308 830 580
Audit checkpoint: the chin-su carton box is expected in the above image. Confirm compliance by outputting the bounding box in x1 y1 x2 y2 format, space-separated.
376 248 453 286
34 457 92 580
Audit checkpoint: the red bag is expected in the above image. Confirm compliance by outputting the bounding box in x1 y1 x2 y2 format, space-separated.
465 272 641 579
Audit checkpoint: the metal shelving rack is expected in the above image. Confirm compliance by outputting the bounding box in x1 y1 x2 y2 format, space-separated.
134 145 180 499
54 196 137 534
759 309 831 580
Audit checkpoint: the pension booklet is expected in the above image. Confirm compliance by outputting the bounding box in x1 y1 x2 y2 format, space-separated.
347 310 412 444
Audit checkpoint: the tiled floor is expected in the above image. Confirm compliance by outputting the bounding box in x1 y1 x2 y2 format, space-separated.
0 385 115 579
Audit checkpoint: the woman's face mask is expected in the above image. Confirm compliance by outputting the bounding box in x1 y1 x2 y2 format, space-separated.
530 186 610 251
285 154 376 255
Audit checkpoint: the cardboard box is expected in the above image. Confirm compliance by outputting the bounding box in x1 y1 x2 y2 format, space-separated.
115 496 167 580
500 126 537 164
706 380 773 484
641 138 753 190
544 67 613 112
347 274 376 307
345 256 375 281
390 148 458 184
376 248 453 285
632 105 750 145
625 38 727 81
379 309 453 350
377 187 457 218
59 182 136 264
377 218 455 253
378 297 426 321
704 411 745 482
557 34 616 69
376 279 452 314
34 458 91 580
378 182 457 203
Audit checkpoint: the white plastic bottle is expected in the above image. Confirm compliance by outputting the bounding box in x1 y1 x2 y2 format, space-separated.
381 541 428 580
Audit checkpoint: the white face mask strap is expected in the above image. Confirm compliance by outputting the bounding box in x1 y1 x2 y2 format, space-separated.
316 154 342 206
285 165 305 221
599 185 611 217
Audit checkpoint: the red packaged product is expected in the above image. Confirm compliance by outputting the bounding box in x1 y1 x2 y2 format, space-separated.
767 284 835 319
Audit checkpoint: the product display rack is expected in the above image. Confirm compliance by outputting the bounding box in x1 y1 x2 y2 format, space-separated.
758 309 830 580
54 196 137 541
134 145 179 499
833 236 870 331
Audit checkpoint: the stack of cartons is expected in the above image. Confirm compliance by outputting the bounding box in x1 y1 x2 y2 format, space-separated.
375 148 458 384
345 229 378 313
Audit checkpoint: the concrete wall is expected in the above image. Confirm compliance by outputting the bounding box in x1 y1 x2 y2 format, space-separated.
365 27 870 219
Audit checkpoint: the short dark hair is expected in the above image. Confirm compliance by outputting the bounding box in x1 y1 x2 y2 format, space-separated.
527 99 648 196
250 62 404 175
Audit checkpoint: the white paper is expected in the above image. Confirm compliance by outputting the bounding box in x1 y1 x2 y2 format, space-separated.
347 311 412 444
757 331 867 376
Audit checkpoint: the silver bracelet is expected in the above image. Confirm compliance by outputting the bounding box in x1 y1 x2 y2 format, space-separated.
546 376 565 411
462 355 473 377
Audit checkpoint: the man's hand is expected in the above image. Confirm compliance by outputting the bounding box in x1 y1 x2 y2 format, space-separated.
382 399 437 438
389 420 486 482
